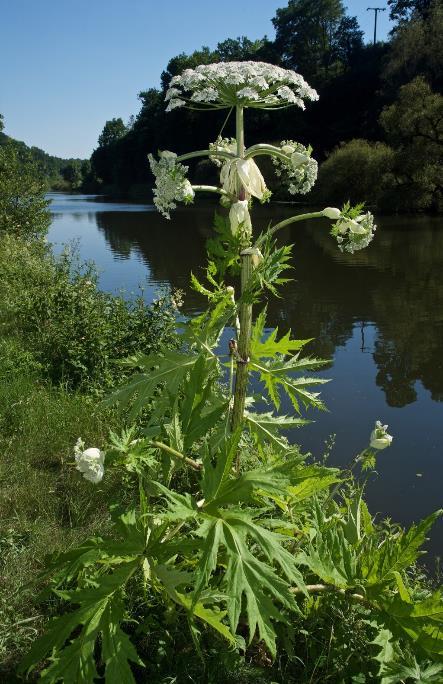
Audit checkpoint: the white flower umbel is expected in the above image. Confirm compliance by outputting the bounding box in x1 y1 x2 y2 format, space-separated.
165 61 318 112
148 151 194 219
75 443 105 484
328 205 377 254
272 140 318 195
229 200 252 238
370 421 393 450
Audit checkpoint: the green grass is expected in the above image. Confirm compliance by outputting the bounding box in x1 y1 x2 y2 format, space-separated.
0 357 124 675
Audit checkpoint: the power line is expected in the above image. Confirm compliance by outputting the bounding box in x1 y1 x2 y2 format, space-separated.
367 6 386 45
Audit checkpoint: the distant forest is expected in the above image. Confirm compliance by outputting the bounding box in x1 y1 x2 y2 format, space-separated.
86 0 442 212
0 114 89 192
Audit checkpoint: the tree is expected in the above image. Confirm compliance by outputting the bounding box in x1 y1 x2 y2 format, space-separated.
61 160 83 188
160 47 217 91
383 0 443 90
380 76 443 210
97 117 127 148
0 143 50 239
272 0 362 82
216 36 265 61
388 0 433 22
314 139 395 208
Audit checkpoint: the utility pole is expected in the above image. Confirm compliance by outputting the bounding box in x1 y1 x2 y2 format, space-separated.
367 6 386 45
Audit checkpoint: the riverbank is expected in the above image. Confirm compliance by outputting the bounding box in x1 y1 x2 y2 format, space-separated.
0 232 179 676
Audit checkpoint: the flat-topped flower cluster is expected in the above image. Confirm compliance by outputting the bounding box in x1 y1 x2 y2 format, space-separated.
165 61 319 111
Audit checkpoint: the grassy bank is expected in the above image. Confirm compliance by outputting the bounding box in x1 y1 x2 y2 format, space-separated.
0 234 179 677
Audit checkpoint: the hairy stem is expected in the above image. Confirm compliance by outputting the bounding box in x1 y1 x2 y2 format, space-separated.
150 441 202 471
231 250 254 458
231 106 253 464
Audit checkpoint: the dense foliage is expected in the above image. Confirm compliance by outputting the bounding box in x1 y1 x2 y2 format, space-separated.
0 117 88 191
0 236 179 390
0 144 183 678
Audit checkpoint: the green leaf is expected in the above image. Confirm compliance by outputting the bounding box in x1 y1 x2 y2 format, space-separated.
370 626 396 679
245 410 310 453
102 601 144 684
104 350 202 419
19 561 141 679
360 510 442 589
288 466 340 504
250 309 311 359
251 355 329 413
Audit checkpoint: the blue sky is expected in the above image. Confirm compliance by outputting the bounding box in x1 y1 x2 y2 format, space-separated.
0 1 393 158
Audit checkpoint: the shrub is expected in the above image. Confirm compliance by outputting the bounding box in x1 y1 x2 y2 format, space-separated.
0 142 50 239
0 234 179 390
314 138 396 209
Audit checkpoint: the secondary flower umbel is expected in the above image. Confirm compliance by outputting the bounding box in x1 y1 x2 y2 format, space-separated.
148 151 194 219
165 61 318 112
323 204 377 254
272 140 318 195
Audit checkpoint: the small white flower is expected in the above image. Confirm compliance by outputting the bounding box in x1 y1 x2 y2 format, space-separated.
229 200 252 237
237 87 260 101
75 446 105 484
370 421 393 450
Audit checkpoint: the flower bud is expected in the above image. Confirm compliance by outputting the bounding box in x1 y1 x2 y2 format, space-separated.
370 421 393 450
229 200 252 236
322 207 341 220
291 151 310 168
236 158 268 200
281 144 296 155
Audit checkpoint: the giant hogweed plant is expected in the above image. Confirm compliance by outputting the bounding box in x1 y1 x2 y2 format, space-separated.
21 62 443 682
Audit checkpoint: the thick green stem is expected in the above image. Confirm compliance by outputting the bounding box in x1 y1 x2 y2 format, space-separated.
236 106 244 158
231 106 253 465
231 250 254 454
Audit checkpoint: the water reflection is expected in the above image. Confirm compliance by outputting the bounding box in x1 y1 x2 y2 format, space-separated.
95 205 443 410
48 195 443 552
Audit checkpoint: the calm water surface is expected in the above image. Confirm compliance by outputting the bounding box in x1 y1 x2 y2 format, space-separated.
48 193 443 556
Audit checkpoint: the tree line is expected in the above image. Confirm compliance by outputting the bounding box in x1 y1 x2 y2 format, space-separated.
88 0 442 212
0 114 89 191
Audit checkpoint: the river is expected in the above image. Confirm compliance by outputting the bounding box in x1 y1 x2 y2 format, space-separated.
48 192 443 556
